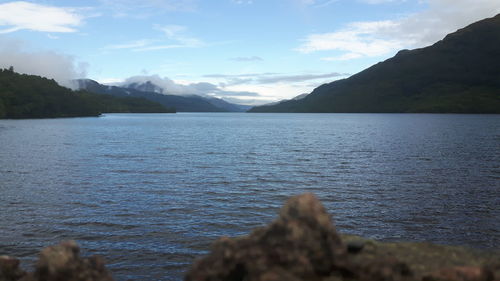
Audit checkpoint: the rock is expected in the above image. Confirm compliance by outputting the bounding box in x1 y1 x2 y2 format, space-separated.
340 235 500 281
423 266 494 281
0 256 25 281
185 193 500 281
21 241 114 281
346 241 365 254
185 193 346 281
343 256 414 281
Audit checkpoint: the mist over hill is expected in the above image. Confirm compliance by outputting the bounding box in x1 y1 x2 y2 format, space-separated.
77 79 251 112
0 69 173 119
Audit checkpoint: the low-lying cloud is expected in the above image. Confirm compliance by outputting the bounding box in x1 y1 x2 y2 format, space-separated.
256 72 346 84
203 72 347 86
0 37 88 88
120 75 260 97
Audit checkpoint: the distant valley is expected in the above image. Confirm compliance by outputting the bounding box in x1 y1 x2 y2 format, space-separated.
77 79 251 113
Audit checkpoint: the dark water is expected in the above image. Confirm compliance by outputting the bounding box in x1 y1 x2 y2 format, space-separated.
0 113 499 280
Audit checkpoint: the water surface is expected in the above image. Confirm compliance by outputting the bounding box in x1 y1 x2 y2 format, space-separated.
0 113 498 280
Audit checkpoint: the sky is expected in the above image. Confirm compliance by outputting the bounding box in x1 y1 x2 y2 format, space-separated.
1 0 499 105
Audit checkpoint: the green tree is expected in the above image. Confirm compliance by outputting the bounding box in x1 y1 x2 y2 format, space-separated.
0 98 5 118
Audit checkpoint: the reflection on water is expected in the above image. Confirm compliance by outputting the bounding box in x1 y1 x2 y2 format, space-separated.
0 113 499 280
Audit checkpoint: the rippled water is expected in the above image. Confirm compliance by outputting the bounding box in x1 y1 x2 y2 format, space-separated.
0 113 499 280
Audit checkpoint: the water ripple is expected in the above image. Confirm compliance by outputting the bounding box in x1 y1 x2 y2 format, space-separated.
0 113 499 281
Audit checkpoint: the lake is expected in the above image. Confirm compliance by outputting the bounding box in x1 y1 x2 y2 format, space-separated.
0 113 498 280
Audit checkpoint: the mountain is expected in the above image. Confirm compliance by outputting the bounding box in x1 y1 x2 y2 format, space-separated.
78 80 250 112
292 93 309 100
0 69 173 119
249 14 500 113
78 79 221 112
205 97 252 112
127 81 165 94
124 80 251 112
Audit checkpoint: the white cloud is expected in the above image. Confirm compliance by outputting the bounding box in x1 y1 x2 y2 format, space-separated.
200 71 348 103
399 0 500 45
256 72 346 84
0 1 83 33
0 36 87 88
203 72 348 85
360 0 403 4
104 39 157 50
295 0 338 8
97 77 124 84
296 20 405 57
99 0 196 17
321 53 363 61
232 0 254 4
159 25 186 37
155 24 204 47
297 0 500 60
108 71 347 105
229 56 263 62
107 25 204 52
133 44 187 51
118 75 260 98
223 83 314 102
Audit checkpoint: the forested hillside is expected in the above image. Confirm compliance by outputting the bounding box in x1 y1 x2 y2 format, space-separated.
0 69 174 119
250 14 500 113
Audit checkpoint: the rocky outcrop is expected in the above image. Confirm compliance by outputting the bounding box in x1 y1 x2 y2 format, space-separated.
340 235 499 281
0 256 25 281
1 193 498 281
0 241 113 281
185 193 346 281
185 193 499 281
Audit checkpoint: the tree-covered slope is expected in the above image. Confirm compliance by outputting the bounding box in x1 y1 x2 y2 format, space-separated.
77 79 230 112
0 69 174 119
249 14 500 113
124 80 252 112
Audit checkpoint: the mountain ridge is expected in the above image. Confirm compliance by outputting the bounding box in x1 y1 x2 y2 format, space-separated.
249 14 500 113
77 79 251 112
0 69 174 119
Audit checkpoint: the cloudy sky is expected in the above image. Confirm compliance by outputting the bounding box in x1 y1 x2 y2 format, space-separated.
1 0 499 104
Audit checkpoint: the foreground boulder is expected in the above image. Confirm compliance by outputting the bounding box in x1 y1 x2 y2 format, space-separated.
185 193 499 281
0 241 113 281
0 256 25 281
185 193 347 281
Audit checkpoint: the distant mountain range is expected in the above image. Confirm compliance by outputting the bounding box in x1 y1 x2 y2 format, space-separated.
249 14 500 113
77 79 251 112
0 69 173 119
